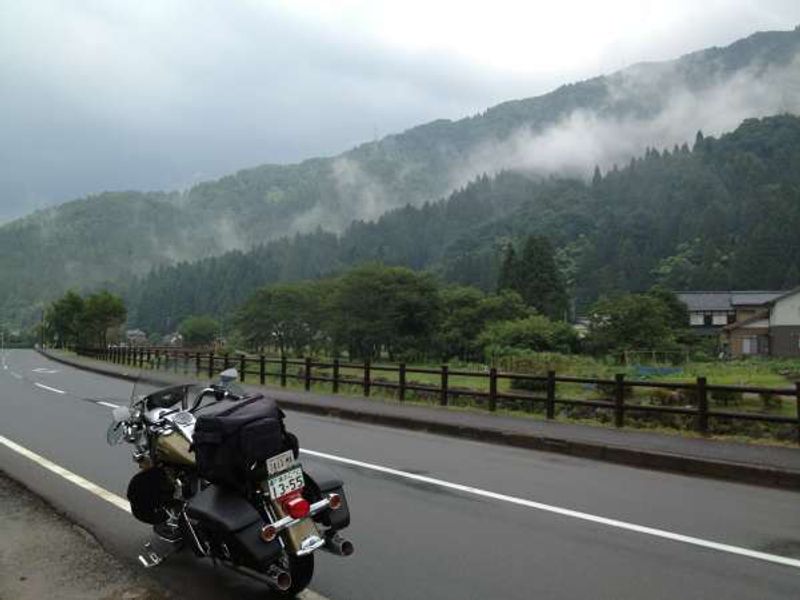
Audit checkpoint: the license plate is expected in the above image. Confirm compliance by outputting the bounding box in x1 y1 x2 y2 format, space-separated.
268 466 304 499
267 450 296 476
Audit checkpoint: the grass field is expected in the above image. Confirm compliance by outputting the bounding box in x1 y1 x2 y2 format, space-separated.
75 348 800 444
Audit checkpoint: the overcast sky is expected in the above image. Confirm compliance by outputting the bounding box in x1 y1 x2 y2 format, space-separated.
1 0 799 222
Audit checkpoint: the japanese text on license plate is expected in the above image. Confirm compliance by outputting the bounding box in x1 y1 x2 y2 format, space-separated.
267 450 296 476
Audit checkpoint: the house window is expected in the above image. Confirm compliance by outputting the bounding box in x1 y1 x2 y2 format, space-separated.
727 313 736 324
741 336 758 355
704 314 713 326
690 313 704 326
712 313 728 326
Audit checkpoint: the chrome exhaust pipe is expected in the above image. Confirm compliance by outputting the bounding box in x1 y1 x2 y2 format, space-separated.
265 564 292 591
324 532 354 557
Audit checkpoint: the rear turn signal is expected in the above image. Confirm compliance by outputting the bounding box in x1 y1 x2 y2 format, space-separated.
283 496 311 520
328 493 342 510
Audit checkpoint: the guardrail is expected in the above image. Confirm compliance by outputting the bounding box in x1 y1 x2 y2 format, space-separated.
76 346 800 442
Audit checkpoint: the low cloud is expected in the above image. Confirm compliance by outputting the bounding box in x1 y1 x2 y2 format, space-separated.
450 53 800 185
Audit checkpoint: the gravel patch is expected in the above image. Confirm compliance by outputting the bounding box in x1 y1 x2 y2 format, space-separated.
0 472 170 600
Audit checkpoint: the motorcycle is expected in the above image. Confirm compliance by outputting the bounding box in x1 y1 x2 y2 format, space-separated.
107 368 353 597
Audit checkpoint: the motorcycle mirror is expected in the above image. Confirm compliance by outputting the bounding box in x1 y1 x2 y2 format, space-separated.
219 368 238 384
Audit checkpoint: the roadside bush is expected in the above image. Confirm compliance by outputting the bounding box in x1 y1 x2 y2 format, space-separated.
594 381 634 399
759 392 783 411
710 389 743 406
647 388 687 407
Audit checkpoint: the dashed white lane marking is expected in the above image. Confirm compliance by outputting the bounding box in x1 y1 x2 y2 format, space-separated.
0 434 129 512
0 434 333 600
32 367 60 374
34 382 66 395
96 401 121 409
11 372 22 379
301 449 800 570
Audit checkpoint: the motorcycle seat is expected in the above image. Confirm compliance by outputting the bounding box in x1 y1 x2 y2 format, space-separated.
186 485 261 533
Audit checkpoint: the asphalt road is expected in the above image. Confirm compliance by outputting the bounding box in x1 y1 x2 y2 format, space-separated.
1 349 799 599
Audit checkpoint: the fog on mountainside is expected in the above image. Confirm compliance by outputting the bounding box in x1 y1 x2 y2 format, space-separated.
1 27 799 326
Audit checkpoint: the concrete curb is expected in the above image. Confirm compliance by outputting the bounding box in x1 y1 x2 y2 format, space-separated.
38 349 800 490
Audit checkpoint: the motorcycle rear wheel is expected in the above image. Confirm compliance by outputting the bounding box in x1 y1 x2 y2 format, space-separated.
275 554 314 598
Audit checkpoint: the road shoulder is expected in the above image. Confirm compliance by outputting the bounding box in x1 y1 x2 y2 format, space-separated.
0 471 169 600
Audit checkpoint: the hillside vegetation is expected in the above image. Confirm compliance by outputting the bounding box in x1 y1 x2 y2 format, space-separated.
127 114 800 331
2 28 799 325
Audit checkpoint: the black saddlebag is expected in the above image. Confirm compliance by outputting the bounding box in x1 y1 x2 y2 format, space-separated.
127 466 174 524
186 485 282 568
193 394 293 488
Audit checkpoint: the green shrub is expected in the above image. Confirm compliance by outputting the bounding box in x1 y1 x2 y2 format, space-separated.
759 392 782 411
710 389 743 406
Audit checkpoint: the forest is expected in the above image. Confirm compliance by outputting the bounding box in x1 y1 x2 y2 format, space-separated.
1 28 798 329
125 114 800 333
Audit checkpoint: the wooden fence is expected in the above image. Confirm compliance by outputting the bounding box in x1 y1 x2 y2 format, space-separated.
76 346 800 442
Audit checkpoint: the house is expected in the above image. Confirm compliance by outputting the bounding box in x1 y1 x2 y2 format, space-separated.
161 332 184 347
676 291 786 335
722 287 800 357
125 329 147 346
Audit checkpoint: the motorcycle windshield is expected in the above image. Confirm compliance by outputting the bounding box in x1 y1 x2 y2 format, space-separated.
129 370 203 410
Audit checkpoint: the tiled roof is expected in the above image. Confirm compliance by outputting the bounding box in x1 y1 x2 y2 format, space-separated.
676 292 732 311
730 292 784 306
676 291 786 312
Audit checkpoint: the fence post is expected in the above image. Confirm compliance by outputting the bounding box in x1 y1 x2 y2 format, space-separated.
363 359 371 397
184 351 189 375
333 358 340 394
614 373 625 428
140 348 145 368
398 362 406 401
239 354 246 382
440 365 449 406
489 367 498 412
146 348 151 367
280 356 287 387
546 370 556 420
155 350 161 370
224 353 230 370
207 352 214 378
195 352 201 375
259 355 266 385
696 377 708 434
304 357 312 391
795 382 799 445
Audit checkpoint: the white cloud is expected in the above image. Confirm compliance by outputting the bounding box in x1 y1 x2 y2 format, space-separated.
0 0 799 220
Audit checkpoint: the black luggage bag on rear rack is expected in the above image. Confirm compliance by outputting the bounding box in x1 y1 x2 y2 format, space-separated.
192 394 297 489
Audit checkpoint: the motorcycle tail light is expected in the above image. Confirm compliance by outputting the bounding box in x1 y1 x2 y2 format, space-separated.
328 493 342 510
283 495 311 520
260 524 277 543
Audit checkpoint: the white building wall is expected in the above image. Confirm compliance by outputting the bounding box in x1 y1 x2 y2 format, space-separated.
770 291 800 326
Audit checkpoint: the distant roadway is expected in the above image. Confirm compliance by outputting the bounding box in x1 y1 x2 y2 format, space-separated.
1 349 799 599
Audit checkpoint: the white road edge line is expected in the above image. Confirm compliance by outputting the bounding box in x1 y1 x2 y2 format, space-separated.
301 448 800 570
34 382 66 394
0 434 331 600
0 434 129 512
96 401 121 409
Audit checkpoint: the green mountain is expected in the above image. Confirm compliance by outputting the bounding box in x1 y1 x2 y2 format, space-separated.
2 27 800 325
127 114 800 332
